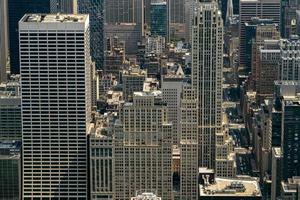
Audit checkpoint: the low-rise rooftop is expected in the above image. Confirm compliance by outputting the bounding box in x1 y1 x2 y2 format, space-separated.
199 177 261 197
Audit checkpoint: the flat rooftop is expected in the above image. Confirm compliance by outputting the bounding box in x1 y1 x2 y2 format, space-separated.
199 178 261 197
21 13 88 23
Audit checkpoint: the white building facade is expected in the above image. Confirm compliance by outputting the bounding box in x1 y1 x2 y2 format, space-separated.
20 14 91 198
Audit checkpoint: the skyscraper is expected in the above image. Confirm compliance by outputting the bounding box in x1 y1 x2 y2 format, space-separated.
50 0 78 13
169 0 186 40
0 141 21 200
239 0 281 69
150 0 168 39
0 0 8 83
0 93 21 140
105 0 144 28
282 0 300 38
281 95 300 180
180 85 198 200
162 75 185 144
271 147 283 200
90 124 114 200
78 0 104 69
114 92 173 200
7 0 51 75
256 40 281 100
20 14 91 198
191 1 223 169
104 0 144 54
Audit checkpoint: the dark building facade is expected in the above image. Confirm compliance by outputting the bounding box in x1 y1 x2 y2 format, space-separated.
282 99 300 180
150 1 168 39
7 0 50 74
78 0 104 69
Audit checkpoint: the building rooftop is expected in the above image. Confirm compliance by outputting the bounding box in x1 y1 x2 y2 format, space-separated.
21 13 88 23
281 177 300 193
199 177 261 197
273 147 282 158
131 192 161 200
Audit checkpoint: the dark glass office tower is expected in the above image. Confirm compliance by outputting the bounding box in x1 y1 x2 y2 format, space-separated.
78 0 104 69
150 0 168 38
282 99 300 180
7 0 50 74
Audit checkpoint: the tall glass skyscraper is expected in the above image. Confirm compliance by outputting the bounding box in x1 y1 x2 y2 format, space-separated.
150 0 168 39
7 0 50 74
78 0 104 69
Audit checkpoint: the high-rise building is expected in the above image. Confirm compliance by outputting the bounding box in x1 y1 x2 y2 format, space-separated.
105 0 144 32
279 36 300 81
104 37 126 80
50 0 78 13
0 141 21 200
191 1 223 169
271 147 283 200
244 18 279 74
78 0 104 69
150 0 168 39
282 0 300 38
256 40 281 100
20 14 91 198
281 94 300 180
169 0 186 40
180 85 198 200
114 92 173 200
122 67 147 101
7 0 51 75
104 0 144 54
239 0 281 69
162 75 185 144
89 122 114 200
104 23 141 55
0 0 8 83
0 92 21 140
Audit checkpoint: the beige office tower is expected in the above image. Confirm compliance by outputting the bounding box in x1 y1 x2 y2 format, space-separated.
185 0 196 43
0 0 8 83
162 75 185 144
90 125 114 200
114 92 173 200
180 85 198 200
191 1 223 169
20 14 91 198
